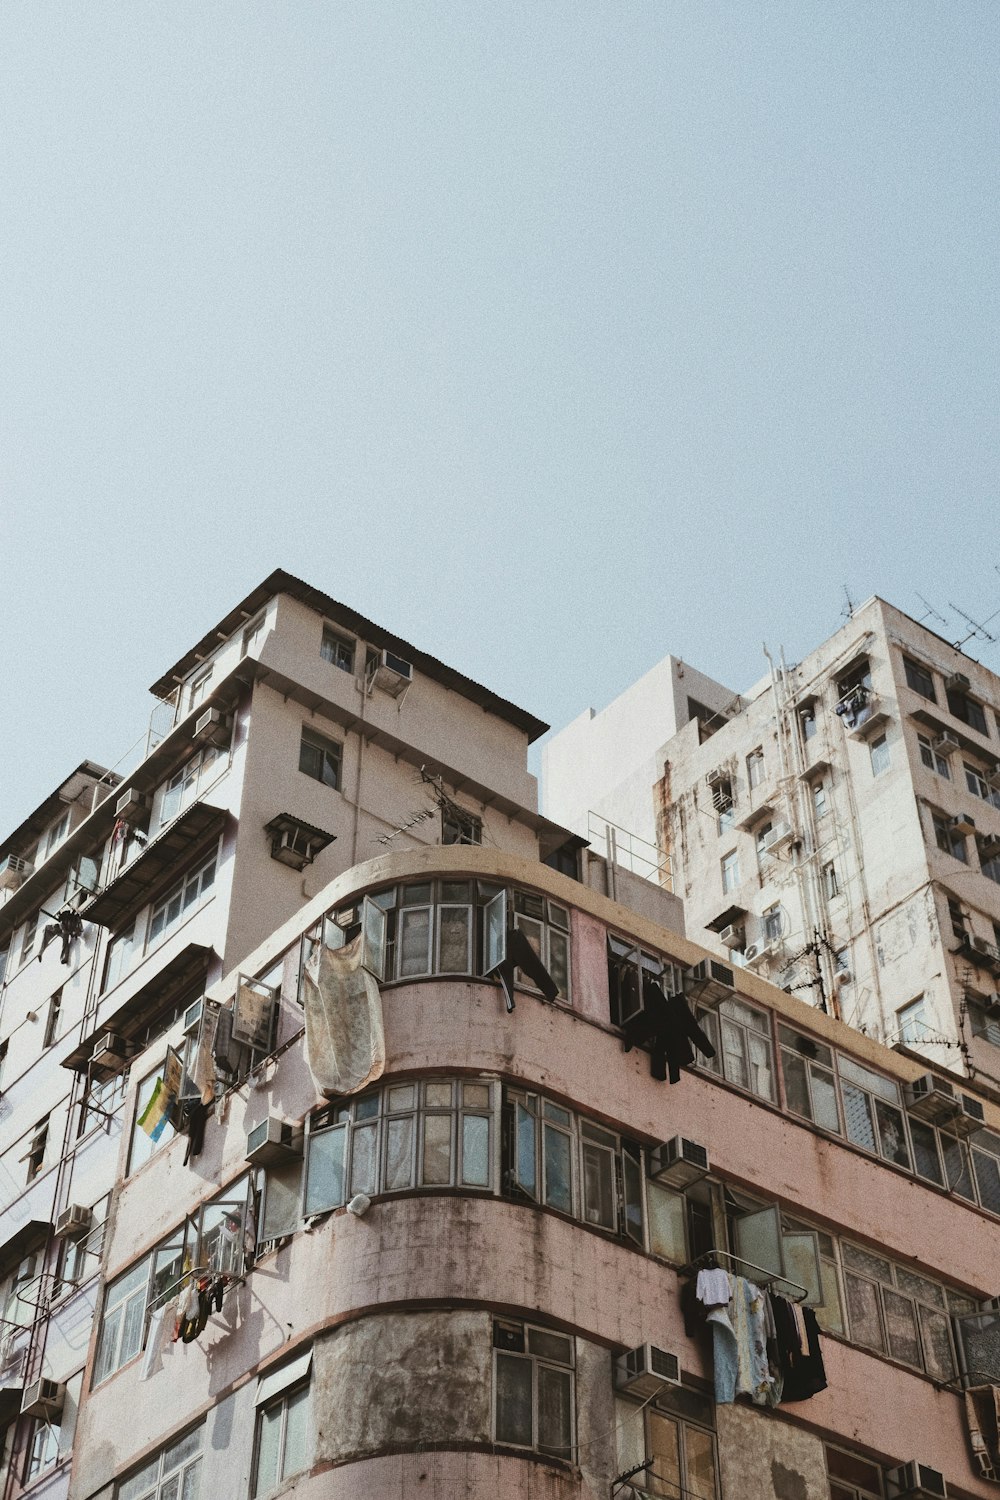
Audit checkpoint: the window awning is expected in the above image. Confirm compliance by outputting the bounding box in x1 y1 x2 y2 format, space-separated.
0 1386 23 1426
0 1219 51 1272
706 905 748 934
256 1347 312 1406
62 940 213 1072
82 802 227 931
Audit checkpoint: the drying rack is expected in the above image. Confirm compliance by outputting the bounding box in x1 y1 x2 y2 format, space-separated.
682 1248 808 1303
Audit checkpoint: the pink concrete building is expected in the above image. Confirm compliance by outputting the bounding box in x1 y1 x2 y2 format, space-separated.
1 575 998 1500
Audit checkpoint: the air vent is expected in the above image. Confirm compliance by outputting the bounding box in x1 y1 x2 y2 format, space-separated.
21 1379 65 1420
648 1137 710 1188
885 1460 947 1499
246 1118 301 1167
614 1344 681 1399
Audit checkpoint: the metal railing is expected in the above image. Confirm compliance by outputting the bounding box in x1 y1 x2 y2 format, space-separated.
587 814 672 890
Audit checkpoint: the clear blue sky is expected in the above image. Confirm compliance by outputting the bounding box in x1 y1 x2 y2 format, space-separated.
2 4 998 831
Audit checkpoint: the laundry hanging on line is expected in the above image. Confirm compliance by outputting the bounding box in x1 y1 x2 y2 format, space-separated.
694 1268 826 1406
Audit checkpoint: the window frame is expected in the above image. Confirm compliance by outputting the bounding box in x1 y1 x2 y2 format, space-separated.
696 995 776 1103
643 1393 719 1500
720 849 740 894
319 625 355 674
492 1318 575 1461
115 1422 204 1500
252 1378 311 1498
869 734 890 777
298 725 343 791
917 733 950 777
902 657 936 703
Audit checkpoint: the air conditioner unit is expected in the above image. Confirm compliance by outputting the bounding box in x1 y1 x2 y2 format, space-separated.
192 707 232 747
969 934 997 959
245 1118 301 1167
649 1137 710 1188
613 1343 681 1399
833 967 853 987
21 1379 65 1420
952 1093 986 1137
706 766 728 787
269 824 320 872
904 1073 959 1123
0 853 32 892
718 923 745 951
114 786 150 821
369 649 413 697
685 958 735 1009
945 672 971 693
885 1460 947 1499
91 1032 128 1074
932 732 960 756
951 812 977 835
54 1204 92 1240
762 821 793 854
980 835 1000 861
744 942 779 968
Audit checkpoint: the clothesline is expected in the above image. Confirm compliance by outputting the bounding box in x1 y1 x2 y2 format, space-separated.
683 1248 808 1303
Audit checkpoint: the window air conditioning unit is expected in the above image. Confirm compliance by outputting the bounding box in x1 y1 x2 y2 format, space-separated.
192 707 232 748
54 1204 92 1240
91 1032 128 1074
114 786 150 821
0 853 32 892
904 1073 958 1123
762 821 793 854
932 732 960 756
613 1344 681 1400
649 1137 710 1188
952 1093 986 1137
945 672 971 693
685 958 735 1009
951 812 977 836
21 1379 65 1420
718 923 745 951
885 1461 947 1499
369 649 413 697
706 766 728 787
245 1118 301 1167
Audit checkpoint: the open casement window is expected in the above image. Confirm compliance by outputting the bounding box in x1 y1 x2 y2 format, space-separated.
512 892 570 1001
732 1201 822 1304
953 1301 1000 1387
361 895 387 981
484 889 508 975
233 977 278 1051
607 937 681 1028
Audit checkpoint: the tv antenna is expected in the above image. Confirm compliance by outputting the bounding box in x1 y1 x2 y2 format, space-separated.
948 600 999 651
841 584 856 621
915 593 948 629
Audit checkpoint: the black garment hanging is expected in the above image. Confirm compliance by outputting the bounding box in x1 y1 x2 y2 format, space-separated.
182 1100 210 1165
496 927 560 1011
771 1296 827 1403
622 978 716 1082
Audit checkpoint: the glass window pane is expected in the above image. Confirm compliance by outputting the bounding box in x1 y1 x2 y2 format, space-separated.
282 1385 310 1480
839 1056 899 1103
973 1148 1000 1214
647 1181 686 1263
874 1101 910 1168
747 1032 775 1100
686 1426 717 1500
385 1117 415 1191
120 1289 148 1366
782 1051 812 1118
118 1452 159 1498
159 1477 180 1500
622 1150 644 1245
495 1354 532 1446
720 1019 750 1090
920 1305 956 1382
516 1103 537 1197
461 1114 490 1187
527 1329 572 1363
305 1125 346 1213
350 1123 378 1195
537 1365 572 1459
647 1412 681 1499
438 906 472 974
463 1083 490 1109
181 1459 201 1500
896 1269 944 1308
909 1119 944 1184
844 1274 886 1353
542 1125 572 1213
781 1231 822 1305
254 1405 282 1497
387 1085 415 1112
817 1257 845 1335
422 1114 452 1185
842 1243 892 1282
398 908 432 977
883 1288 921 1367
811 1066 841 1131
841 1084 877 1152
942 1135 977 1200
163 1426 203 1474
581 1143 615 1228
547 930 569 998
425 1082 452 1107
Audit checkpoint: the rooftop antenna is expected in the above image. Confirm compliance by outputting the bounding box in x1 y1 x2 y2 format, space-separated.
915 593 948 629
947 599 998 652
841 584 856 621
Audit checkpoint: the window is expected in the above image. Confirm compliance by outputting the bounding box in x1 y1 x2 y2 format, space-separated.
644 1390 718 1500
503 1088 643 1243
188 669 213 713
493 1319 574 1460
780 1028 841 1133
981 841 1000 885
754 822 772 866
812 779 828 818
839 1242 959 1380
117 1424 203 1500
947 685 988 737
43 989 62 1049
826 1442 884 1500
709 776 734 834
57 1194 109 1293
799 702 818 742
253 1366 311 1498
948 895 967 940
917 733 950 777
129 1067 180 1173
147 847 218 947
18 913 38 967
305 1078 495 1214
241 614 267 659
869 735 890 777
837 1057 910 1168
720 850 740 894
0 945 7 987
155 745 225 830
763 905 783 943
932 811 968 863
319 626 354 674
606 937 682 1029
965 761 1000 809
513 891 570 1001
822 862 840 899
41 811 70 860
746 749 765 789
835 659 874 727
902 657 936 703
441 807 482 846
717 804 734 835
24 1116 48 1182
697 996 775 1102
896 997 928 1044
969 998 1000 1049
102 921 139 993
25 1419 60 1482
298 726 342 790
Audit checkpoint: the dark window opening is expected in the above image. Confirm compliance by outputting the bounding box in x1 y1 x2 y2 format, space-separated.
947 688 988 737
903 657 936 702
442 808 482 846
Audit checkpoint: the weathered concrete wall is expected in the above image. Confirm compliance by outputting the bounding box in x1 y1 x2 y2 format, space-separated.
715 1404 828 1500
313 1310 492 1463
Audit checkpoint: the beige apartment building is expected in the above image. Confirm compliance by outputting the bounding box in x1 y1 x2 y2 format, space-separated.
0 576 999 1500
